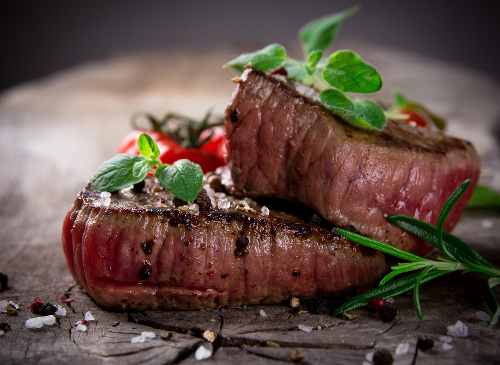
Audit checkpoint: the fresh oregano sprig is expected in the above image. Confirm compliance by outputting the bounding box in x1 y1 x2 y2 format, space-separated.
224 6 386 130
333 179 500 325
91 133 203 202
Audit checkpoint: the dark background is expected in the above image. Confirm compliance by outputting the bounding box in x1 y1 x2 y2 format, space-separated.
1 0 499 91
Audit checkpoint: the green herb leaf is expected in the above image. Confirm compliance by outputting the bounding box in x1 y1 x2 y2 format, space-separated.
388 215 496 269
323 51 382 93
320 90 386 130
133 159 154 178
468 185 500 209
91 154 148 192
414 266 434 320
224 44 286 72
305 50 323 74
138 133 160 160
436 180 471 261
155 159 203 202
335 180 500 325
337 228 426 262
284 62 310 80
299 6 359 55
484 277 500 325
332 270 447 317
393 91 446 130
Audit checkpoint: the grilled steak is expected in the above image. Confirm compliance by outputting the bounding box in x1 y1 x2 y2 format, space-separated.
62 178 386 310
224 67 481 255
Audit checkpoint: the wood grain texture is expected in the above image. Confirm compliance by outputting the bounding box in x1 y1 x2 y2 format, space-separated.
0 46 499 364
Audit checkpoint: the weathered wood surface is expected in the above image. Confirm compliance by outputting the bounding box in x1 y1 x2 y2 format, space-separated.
1 45 500 364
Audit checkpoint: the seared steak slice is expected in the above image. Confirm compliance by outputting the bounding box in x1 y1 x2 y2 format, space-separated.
224 68 481 255
62 178 386 310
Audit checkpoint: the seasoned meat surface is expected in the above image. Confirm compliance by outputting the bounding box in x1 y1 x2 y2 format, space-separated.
62 179 386 310
224 67 481 255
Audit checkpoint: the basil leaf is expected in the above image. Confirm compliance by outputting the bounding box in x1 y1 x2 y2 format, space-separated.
320 90 386 130
468 185 500 209
388 215 496 268
323 51 382 93
138 133 160 160
133 159 154 178
299 6 359 55
305 50 323 74
284 62 309 80
224 44 286 72
485 277 500 325
319 89 353 110
91 154 148 192
155 159 203 202
332 270 447 317
393 91 446 130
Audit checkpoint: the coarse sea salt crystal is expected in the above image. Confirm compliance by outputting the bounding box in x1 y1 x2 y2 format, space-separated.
298 325 313 333
142 332 156 339
446 320 468 337
442 343 453 351
386 298 395 304
475 311 492 322
439 335 452 343
25 315 56 329
84 311 95 321
261 206 270 216
365 351 374 362
131 335 146 344
100 192 111 199
0 300 18 313
0 330 4 336
195 345 212 361
131 332 156 344
218 199 230 209
55 305 66 316
76 324 87 332
395 342 410 355
260 309 267 317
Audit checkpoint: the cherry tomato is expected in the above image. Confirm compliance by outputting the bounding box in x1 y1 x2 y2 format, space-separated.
118 129 226 174
393 107 430 128
199 126 226 160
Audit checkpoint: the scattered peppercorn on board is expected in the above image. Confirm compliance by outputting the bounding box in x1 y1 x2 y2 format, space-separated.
1 46 499 364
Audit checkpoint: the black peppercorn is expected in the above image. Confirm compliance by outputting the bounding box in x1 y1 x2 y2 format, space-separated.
141 241 154 255
235 236 249 256
379 306 397 322
313 298 329 315
38 303 58 316
195 193 212 211
417 336 434 351
173 197 187 207
139 262 152 281
230 109 239 123
373 349 393 365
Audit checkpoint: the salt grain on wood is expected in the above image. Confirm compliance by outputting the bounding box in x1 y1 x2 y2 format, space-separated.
395 342 410 355
447 320 468 337
298 325 313 333
195 345 212 360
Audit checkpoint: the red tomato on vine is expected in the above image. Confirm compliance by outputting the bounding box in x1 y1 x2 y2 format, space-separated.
118 112 226 174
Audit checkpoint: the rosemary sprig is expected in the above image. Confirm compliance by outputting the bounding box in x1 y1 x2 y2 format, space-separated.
334 179 500 325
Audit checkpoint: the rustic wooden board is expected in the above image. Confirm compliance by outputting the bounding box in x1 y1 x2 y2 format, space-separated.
0 46 499 364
